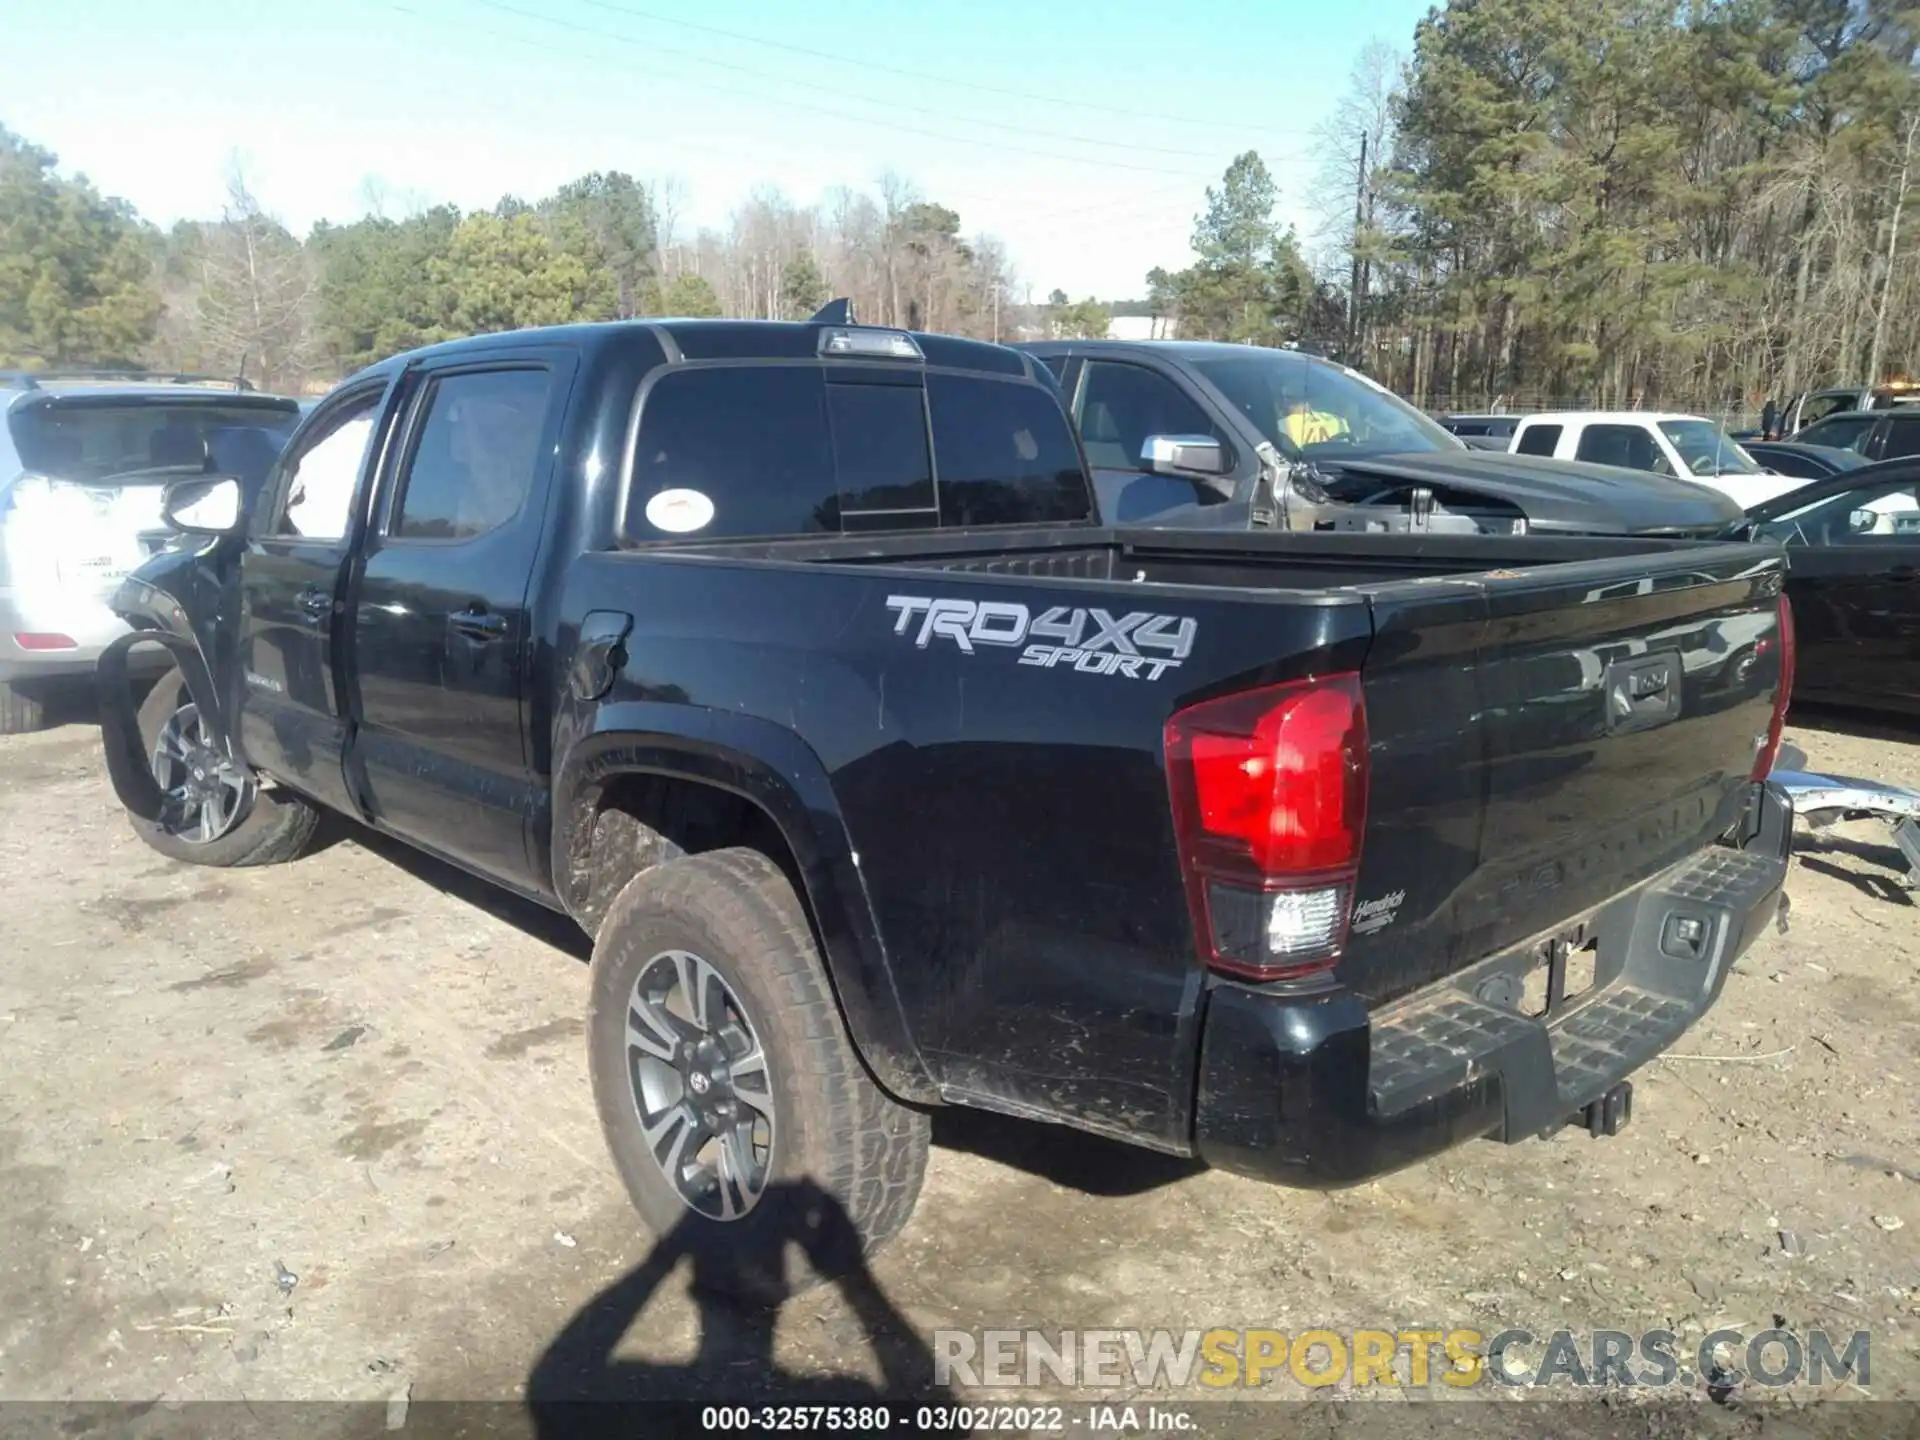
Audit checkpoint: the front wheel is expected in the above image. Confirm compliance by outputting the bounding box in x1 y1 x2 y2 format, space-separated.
127 666 321 867
588 847 930 1301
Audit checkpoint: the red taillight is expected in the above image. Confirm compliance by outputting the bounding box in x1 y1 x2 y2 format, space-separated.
14 633 77 651
1165 673 1369 982
1750 594 1795 781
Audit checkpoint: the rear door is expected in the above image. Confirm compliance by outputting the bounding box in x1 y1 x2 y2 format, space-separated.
235 380 393 812
343 349 575 888
1341 542 1789 1006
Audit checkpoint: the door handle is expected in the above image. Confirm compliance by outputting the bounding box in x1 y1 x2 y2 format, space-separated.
297 587 331 622
448 607 508 640
1889 565 1919 583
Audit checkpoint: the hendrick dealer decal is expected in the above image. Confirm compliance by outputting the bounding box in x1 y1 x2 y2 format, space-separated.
885 595 1197 681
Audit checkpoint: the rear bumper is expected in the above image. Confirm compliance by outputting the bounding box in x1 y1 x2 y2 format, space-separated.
0 585 168 682
1192 781 1793 1189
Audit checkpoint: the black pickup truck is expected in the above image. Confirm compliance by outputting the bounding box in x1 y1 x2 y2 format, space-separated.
95 314 1795 1288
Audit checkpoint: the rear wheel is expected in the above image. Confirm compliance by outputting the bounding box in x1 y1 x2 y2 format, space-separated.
588 847 930 1301
127 666 321 867
0 680 49 735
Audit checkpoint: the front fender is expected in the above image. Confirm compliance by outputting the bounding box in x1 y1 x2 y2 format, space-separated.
553 703 939 1106
98 623 222 824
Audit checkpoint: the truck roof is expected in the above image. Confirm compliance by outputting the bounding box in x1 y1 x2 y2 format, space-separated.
359 318 1042 384
1514 411 1713 426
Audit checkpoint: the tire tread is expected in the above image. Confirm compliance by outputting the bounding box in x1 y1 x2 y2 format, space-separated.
589 846 928 1284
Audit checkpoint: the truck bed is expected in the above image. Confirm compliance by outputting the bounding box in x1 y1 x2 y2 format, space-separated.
569 523 1786 1147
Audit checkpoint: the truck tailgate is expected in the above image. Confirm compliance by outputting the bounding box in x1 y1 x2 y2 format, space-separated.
1341 544 1786 1006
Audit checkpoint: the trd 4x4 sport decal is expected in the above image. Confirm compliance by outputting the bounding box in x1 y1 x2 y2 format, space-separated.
885 595 1197 681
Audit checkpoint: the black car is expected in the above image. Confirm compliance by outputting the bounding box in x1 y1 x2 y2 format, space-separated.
1747 456 1920 715
1788 408 1920 461
92 310 1791 1280
1017 340 1743 538
1740 441 1869 482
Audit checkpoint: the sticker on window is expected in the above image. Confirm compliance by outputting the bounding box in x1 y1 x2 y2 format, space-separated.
644 488 715 534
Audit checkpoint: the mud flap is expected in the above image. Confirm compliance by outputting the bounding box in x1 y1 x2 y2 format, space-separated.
97 630 224 824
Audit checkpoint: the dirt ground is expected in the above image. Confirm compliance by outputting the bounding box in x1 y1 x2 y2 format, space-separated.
0 706 1915 1437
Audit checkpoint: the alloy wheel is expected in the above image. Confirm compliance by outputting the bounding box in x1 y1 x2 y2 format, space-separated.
624 948 776 1221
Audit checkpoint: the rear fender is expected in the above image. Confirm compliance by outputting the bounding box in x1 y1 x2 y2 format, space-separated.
553 703 938 1105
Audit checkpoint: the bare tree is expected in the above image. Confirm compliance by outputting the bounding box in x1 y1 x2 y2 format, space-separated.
191 159 316 391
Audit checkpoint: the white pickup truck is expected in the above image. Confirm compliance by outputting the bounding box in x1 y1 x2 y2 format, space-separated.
1507 411 1794 509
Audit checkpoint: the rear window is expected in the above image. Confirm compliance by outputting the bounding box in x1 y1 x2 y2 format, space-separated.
1514 423 1561 456
9 402 300 488
624 364 1089 541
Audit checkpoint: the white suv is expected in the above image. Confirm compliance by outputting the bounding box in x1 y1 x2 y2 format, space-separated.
1507 411 1796 509
0 373 302 732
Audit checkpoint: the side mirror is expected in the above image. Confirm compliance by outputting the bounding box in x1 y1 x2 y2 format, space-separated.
162 475 244 536
1140 433 1227 477
1847 507 1878 535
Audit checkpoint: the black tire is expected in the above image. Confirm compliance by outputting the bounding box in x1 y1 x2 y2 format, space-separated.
0 680 48 735
127 666 322 867
588 847 929 1301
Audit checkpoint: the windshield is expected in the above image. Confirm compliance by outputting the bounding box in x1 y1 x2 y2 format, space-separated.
9 402 301 488
1191 351 1460 462
1796 413 1876 452
1657 419 1758 476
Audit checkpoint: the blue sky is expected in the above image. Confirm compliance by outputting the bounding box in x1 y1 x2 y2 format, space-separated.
2 0 1435 299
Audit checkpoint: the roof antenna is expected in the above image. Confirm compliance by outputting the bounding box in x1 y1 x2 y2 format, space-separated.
810 298 856 325
234 350 251 392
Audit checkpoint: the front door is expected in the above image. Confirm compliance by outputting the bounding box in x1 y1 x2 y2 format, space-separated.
1073 359 1234 522
342 351 574 889
1774 474 1920 707
235 381 393 814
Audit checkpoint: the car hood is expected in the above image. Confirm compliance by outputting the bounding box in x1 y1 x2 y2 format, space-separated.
1319 450 1748 532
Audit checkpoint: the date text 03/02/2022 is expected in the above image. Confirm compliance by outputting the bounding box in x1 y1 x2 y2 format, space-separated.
699 1404 1196 1432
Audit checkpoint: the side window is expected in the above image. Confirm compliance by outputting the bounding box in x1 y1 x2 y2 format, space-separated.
824 380 935 528
1514 423 1561 457
1576 423 1662 471
1077 361 1222 471
273 391 382 540
1800 394 1848 428
1881 420 1920 461
627 366 836 541
928 372 1090 526
1765 478 1920 544
392 369 552 541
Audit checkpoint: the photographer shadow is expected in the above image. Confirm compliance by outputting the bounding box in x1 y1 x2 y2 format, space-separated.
526 1178 953 1438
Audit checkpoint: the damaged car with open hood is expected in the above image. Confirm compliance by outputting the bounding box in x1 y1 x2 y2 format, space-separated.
1017 340 1749 540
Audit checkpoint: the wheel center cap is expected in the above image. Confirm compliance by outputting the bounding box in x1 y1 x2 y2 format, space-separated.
688 1071 711 1095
